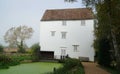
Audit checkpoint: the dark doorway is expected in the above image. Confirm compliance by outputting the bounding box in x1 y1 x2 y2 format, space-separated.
40 51 54 60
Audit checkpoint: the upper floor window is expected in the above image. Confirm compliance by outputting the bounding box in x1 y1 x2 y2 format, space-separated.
81 20 85 26
61 32 67 39
51 31 56 36
62 21 66 26
73 45 79 52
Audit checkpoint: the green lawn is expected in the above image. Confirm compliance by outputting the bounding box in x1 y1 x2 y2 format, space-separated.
0 62 62 74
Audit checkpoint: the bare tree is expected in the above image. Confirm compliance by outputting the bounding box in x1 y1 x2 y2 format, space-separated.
4 25 33 53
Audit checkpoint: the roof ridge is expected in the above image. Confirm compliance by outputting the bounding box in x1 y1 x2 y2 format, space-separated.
46 8 91 11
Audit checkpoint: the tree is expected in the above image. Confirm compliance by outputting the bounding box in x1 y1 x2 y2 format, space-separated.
4 25 33 53
66 0 120 69
0 44 4 52
31 43 40 62
98 38 112 67
82 0 120 69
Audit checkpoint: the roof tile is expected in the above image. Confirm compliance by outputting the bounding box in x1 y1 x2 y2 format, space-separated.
41 8 94 21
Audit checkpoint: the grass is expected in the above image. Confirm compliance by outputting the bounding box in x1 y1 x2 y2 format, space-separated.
0 62 62 74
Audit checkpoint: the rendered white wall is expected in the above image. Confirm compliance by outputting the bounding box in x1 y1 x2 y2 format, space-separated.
40 20 95 61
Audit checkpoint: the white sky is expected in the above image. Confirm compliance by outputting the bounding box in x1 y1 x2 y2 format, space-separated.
0 0 84 47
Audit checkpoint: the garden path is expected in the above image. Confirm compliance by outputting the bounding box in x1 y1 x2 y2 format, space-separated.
82 62 110 74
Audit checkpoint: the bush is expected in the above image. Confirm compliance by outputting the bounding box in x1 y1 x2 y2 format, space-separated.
48 58 85 74
10 54 32 62
0 55 10 69
0 54 20 69
31 43 40 62
63 58 82 69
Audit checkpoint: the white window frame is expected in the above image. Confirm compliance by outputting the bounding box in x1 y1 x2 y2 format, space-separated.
51 31 56 36
81 20 85 26
61 32 67 39
73 45 79 52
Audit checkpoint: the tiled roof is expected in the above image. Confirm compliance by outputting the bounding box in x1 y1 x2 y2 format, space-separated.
41 8 94 21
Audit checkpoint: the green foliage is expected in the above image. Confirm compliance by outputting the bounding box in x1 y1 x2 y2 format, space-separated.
31 43 40 62
97 38 112 67
48 58 84 74
18 41 26 53
18 40 25 53
10 54 32 62
0 55 10 69
63 58 83 69
82 0 120 69
0 45 4 52
18 47 25 53
0 54 20 69
100 66 119 74
0 53 33 69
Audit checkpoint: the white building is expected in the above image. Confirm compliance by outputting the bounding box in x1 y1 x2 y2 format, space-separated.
40 8 95 61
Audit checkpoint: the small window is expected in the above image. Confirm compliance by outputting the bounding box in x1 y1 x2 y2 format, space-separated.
62 21 66 26
81 20 85 26
61 32 67 39
73 45 79 52
51 31 56 36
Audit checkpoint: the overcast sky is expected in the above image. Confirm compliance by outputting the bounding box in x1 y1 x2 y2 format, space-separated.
0 0 84 47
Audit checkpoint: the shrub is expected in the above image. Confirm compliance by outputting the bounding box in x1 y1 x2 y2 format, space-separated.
0 55 10 69
63 58 82 69
48 58 85 74
0 54 20 69
10 54 32 62
31 43 40 62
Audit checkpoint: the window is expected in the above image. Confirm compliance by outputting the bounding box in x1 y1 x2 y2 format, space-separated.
60 47 67 59
81 20 85 26
51 31 56 36
61 49 66 56
73 45 79 52
62 21 66 26
61 32 67 39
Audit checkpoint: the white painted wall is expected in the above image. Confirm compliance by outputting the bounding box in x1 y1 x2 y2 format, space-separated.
40 20 95 61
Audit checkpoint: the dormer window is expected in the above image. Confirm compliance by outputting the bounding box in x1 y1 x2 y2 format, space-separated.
81 20 85 26
62 21 66 26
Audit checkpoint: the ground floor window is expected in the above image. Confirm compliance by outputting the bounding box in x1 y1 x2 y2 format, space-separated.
60 47 67 59
72 45 79 52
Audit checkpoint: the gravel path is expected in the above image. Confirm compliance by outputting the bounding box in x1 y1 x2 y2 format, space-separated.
82 62 110 74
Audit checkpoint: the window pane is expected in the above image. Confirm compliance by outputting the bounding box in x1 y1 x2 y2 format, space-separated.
81 20 85 26
62 21 66 26
61 32 67 39
51 31 55 36
73 45 79 52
